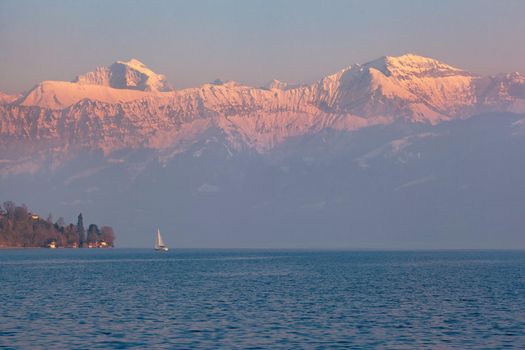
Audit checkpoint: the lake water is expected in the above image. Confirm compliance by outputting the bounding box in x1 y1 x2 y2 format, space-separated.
0 249 524 349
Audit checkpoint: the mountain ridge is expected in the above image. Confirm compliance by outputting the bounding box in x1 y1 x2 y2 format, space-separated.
1 53 525 175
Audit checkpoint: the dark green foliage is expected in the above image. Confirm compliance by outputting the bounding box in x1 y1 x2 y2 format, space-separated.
86 224 100 244
0 201 115 248
77 213 85 246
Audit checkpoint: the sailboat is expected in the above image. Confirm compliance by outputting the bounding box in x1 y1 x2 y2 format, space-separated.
154 228 169 251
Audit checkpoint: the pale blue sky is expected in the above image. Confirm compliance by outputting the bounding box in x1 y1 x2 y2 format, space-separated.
1 0 524 93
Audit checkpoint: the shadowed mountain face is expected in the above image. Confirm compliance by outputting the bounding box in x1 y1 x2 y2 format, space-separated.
1 55 525 248
1 113 524 248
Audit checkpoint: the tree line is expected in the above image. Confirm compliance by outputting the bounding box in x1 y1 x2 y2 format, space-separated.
0 201 115 248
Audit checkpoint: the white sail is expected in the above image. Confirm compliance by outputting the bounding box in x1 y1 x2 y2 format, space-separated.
155 228 168 250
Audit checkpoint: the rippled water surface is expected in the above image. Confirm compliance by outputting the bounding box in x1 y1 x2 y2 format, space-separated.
1 249 524 349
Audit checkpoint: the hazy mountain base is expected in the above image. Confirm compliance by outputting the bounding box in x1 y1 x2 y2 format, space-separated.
1 113 524 249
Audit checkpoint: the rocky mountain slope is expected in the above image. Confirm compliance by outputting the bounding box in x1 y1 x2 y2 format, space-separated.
1 54 525 175
2 112 524 248
2 55 525 247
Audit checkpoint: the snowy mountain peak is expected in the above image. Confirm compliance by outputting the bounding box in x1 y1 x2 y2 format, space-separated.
73 59 173 92
0 91 19 104
2 54 525 171
365 53 473 78
262 79 302 90
117 58 148 69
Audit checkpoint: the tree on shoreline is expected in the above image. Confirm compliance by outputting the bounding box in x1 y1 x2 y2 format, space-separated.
86 224 100 245
77 213 85 247
0 202 115 248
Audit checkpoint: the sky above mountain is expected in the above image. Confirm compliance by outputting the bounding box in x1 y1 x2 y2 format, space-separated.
1 0 525 94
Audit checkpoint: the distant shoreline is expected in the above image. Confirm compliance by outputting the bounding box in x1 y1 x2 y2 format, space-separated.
0 246 112 250
0 247 43 250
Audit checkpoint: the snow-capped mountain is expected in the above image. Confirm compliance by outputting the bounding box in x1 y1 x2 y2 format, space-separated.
1 54 525 175
73 58 173 92
2 54 525 248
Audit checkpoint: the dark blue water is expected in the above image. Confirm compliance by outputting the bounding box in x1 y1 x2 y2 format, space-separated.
1 250 524 349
